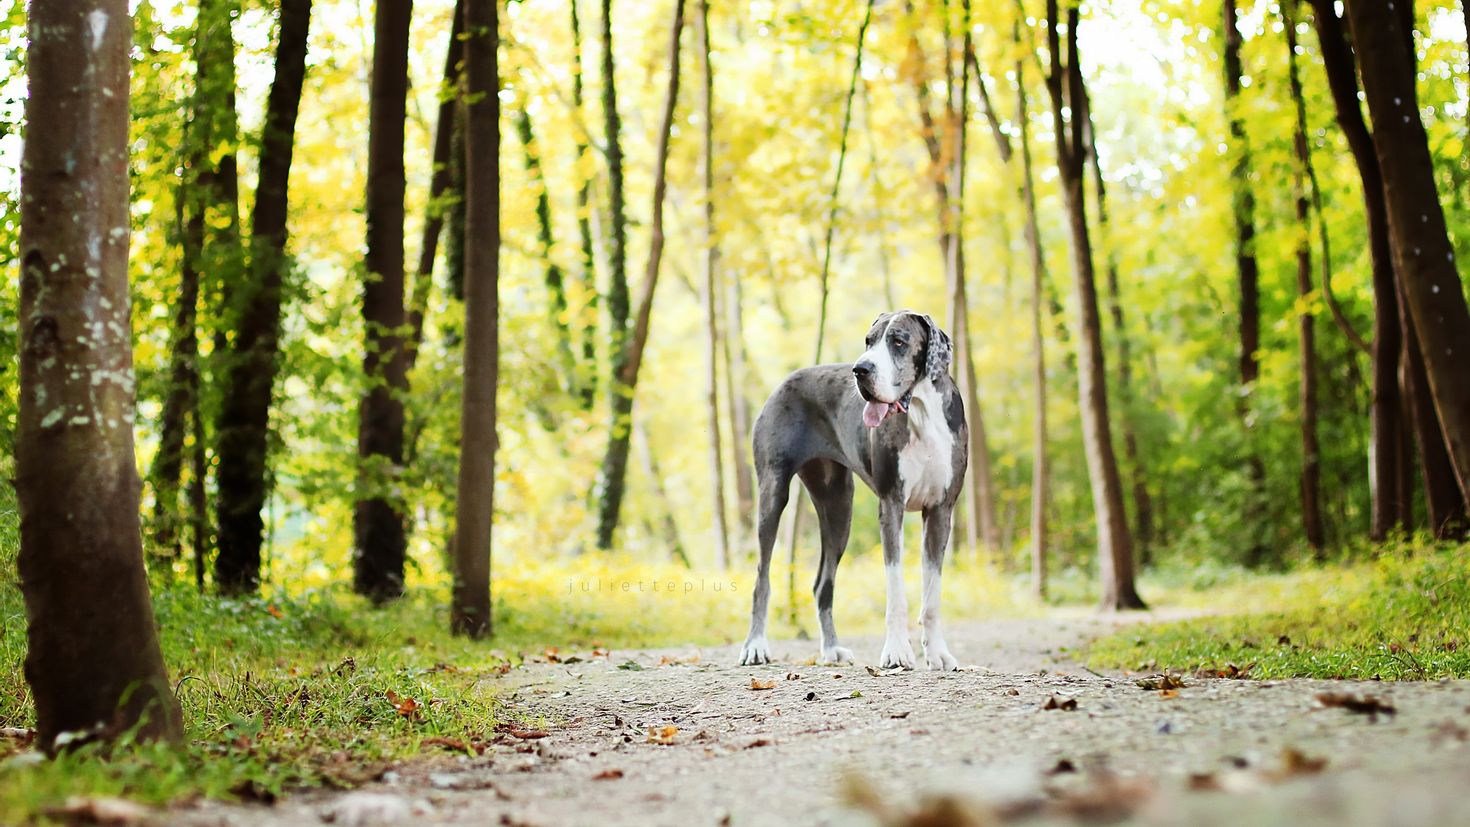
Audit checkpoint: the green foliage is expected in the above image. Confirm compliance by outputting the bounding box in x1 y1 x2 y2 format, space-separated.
1088 541 1470 680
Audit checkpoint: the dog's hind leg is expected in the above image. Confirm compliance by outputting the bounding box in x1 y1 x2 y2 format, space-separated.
800 460 855 665
739 462 793 666
919 505 959 671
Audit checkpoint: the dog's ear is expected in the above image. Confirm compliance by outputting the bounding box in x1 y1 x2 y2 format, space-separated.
919 314 952 383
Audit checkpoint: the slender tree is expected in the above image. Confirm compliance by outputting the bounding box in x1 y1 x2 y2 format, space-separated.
407 0 465 371
695 0 730 569
151 0 240 561
1045 0 1145 610
599 0 630 400
1283 3 1326 551
18 0 183 750
356 0 414 601
1345 0 1470 513
1223 0 1267 562
513 103 579 396
723 270 756 542
593 0 687 550
569 0 598 408
452 0 499 638
213 0 313 594
1016 57 1050 598
1308 0 1409 538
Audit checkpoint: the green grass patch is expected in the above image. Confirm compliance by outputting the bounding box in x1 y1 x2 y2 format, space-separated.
1088 542 1470 680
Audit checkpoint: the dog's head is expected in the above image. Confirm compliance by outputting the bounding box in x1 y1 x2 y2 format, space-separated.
852 311 953 428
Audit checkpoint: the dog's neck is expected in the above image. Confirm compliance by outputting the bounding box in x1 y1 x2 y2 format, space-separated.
904 378 942 436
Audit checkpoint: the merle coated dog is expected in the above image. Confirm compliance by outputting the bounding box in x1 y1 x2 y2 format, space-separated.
738 311 969 670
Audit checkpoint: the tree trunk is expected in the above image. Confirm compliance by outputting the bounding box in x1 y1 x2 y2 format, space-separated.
1016 56 1049 599
570 0 598 409
593 0 687 550
1223 0 1268 563
1399 283 1468 537
723 269 756 542
452 0 499 638
1284 5 1326 552
1346 0 1470 513
407 0 464 373
696 0 730 569
1309 0 1407 539
18 0 183 751
636 422 691 567
1045 0 1145 610
213 0 313 594
355 0 413 601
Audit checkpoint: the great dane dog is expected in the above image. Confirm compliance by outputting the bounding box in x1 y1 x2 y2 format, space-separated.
738 311 969 671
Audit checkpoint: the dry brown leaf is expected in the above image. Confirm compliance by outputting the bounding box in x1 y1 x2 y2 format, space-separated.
646 726 678 745
1135 674 1185 691
1273 746 1328 778
385 690 420 720
592 769 625 780
1316 692 1396 719
507 729 549 740
1158 689 1180 699
750 679 777 691
1041 695 1078 711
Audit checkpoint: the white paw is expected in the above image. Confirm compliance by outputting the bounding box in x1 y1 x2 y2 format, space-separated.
924 644 959 671
818 645 855 665
739 636 771 666
879 636 916 670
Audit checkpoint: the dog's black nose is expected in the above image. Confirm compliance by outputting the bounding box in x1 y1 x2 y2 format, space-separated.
852 362 874 380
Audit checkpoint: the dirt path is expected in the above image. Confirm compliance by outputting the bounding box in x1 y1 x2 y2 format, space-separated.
179 616 1470 827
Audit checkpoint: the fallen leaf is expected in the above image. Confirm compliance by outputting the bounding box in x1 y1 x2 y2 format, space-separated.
46 797 151 825
617 660 645 671
265 604 283 619
1135 674 1185 691
1041 695 1078 711
1316 692 1396 720
1047 758 1077 775
865 666 881 677
848 690 863 699
507 729 549 740
543 647 561 663
890 711 911 719
745 739 772 749
1187 772 1221 791
750 679 777 691
785 672 802 681
593 769 624 780
1159 689 1180 699
1272 746 1328 778
646 726 678 745
385 690 420 720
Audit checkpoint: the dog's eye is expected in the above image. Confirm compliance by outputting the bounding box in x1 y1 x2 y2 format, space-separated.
891 339 906 350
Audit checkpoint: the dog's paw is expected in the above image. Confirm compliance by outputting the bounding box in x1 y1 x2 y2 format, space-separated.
879 636 916 670
738 636 772 666
924 645 959 672
818 645 855 666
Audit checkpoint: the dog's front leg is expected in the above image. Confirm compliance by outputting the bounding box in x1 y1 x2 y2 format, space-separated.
920 506 959 671
878 498 916 669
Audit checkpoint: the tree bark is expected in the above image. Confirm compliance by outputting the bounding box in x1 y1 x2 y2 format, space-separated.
593 0 687 550
214 0 313 594
723 267 756 542
1045 0 1145 610
1016 56 1050 599
599 0 630 404
356 0 414 601
1309 0 1408 539
18 0 183 751
696 0 730 569
407 0 464 373
452 0 499 638
1345 0 1470 513
1283 4 1326 552
1223 0 1268 563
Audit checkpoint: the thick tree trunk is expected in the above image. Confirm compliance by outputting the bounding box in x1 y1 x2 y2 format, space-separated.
1346 0 1470 513
1046 0 1145 610
1223 0 1268 563
593 0 687 550
1399 283 1468 537
570 0 598 409
407 0 464 373
1310 0 1408 539
1284 6 1326 552
513 105 579 397
356 0 414 601
214 0 312 594
1016 58 1049 599
696 0 730 569
451 0 499 638
18 0 183 751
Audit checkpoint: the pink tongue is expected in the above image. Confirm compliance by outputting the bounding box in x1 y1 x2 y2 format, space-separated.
862 401 891 428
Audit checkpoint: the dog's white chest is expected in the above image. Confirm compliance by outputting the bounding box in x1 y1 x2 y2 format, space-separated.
898 381 954 512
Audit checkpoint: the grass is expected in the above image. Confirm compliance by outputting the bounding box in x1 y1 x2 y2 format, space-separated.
1088 541 1470 680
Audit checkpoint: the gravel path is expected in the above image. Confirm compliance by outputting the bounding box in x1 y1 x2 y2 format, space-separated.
178 615 1470 827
